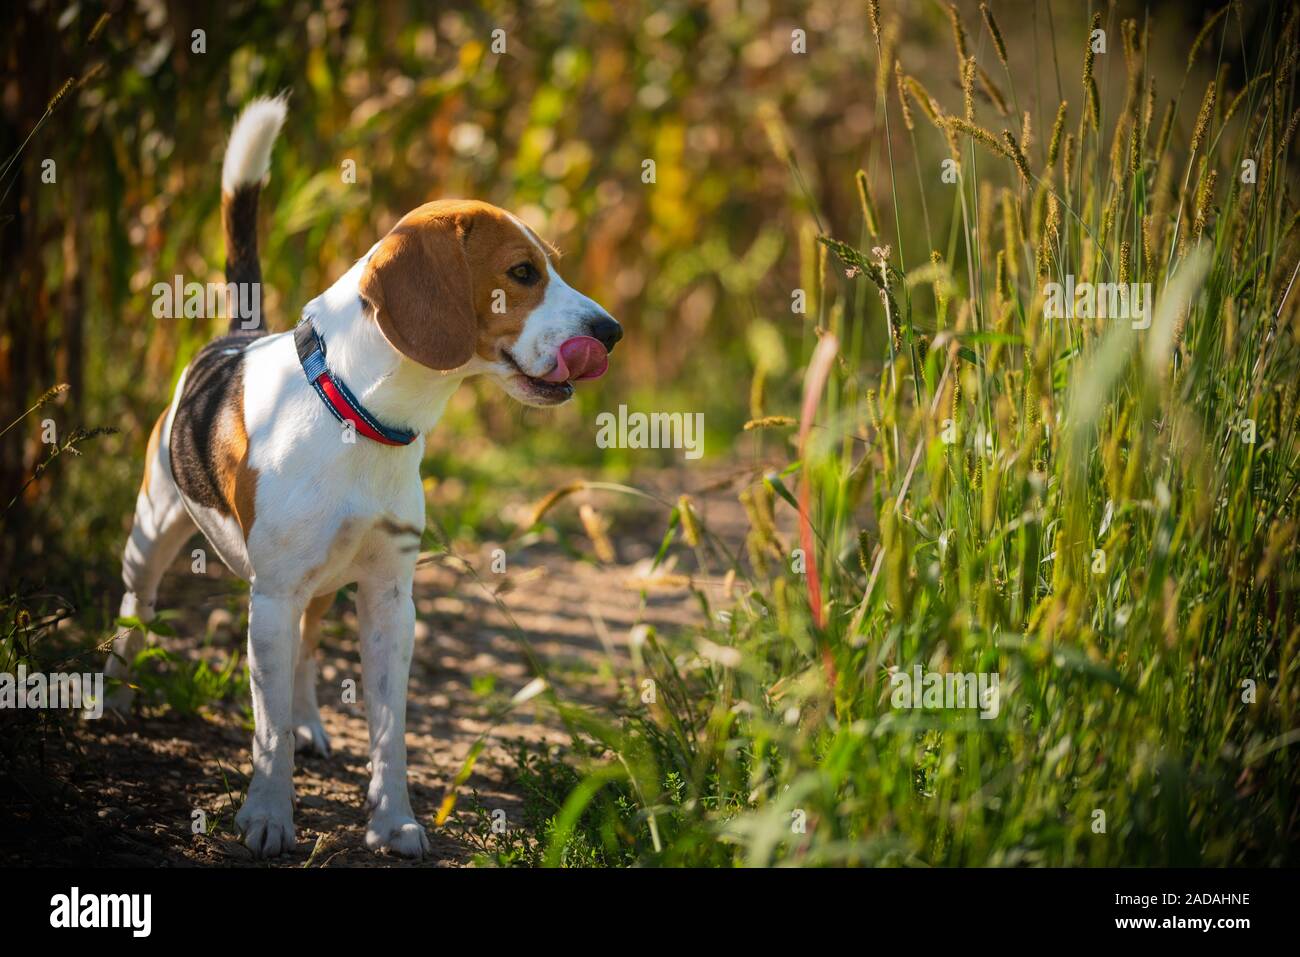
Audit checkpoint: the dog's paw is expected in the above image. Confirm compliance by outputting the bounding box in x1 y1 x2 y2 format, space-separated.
293 718 331 758
366 816 430 859
236 796 296 859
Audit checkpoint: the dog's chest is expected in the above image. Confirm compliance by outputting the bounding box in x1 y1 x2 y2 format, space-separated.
249 440 427 592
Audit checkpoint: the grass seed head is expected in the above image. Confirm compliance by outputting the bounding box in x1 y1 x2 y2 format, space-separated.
677 494 701 548
895 60 915 130
1083 13 1102 129
579 504 615 563
904 75 942 128
1190 80 1217 154
45 78 74 114
947 3 969 62
1002 128 1031 181
980 2 1009 68
1194 164 1218 238
526 481 585 528
962 56 977 122
947 116 1010 159
1048 100 1068 166
855 169 880 237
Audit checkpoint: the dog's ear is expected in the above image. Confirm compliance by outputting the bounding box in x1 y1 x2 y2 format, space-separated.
359 216 477 371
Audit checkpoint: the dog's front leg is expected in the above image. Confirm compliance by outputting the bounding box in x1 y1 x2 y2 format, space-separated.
235 589 300 858
357 575 430 858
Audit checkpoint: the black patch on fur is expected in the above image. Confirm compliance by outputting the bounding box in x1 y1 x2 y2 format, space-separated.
223 185 263 332
169 333 259 515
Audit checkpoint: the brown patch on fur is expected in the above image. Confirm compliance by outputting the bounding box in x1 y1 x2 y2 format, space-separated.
141 409 166 497
360 205 478 370
358 200 553 367
303 592 334 624
376 516 423 555
169 334 261 540
223 386 258 540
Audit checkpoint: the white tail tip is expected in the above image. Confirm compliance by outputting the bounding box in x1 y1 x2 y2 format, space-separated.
221 94 288 194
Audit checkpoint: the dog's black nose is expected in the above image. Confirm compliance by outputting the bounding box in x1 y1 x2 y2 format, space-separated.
587 316 623 353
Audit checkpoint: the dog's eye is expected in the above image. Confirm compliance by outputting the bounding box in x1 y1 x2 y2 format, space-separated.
508 262 539 285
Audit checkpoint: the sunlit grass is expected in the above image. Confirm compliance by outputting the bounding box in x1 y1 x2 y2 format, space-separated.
500 1 1300 867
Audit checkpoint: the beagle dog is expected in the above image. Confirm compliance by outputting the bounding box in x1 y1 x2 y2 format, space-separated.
104 96 621 858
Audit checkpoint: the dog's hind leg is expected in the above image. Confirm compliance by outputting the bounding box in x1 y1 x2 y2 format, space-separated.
104 412 196 713
292 592 334 757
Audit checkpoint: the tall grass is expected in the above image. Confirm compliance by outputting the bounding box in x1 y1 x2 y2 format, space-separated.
495 2 1300 866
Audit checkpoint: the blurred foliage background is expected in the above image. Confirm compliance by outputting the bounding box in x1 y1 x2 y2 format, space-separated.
0 0 1255 594
5 0 1299 868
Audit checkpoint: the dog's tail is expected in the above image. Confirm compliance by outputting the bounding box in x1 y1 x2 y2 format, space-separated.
221 95 287 333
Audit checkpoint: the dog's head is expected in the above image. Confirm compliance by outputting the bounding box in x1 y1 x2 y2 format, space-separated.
358 199 621 406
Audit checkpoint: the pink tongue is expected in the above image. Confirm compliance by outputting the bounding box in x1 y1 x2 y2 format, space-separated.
541 336 608 383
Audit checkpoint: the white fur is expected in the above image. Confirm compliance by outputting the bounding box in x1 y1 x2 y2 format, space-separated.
221 95 288 194
507 261 612 377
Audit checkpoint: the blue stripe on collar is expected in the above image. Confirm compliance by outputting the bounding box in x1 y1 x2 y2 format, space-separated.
294 319 418 446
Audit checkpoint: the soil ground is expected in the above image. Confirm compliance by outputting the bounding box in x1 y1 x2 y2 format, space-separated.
0 468 757 867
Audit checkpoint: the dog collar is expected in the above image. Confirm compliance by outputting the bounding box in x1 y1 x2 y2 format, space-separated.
294 319 418 446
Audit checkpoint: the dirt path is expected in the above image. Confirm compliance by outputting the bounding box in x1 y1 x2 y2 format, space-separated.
3 469 755 867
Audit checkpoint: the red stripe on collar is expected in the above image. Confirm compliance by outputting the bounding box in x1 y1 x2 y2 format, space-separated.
295 320 418 446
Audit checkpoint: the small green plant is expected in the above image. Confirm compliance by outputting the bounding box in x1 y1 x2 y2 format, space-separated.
120 616 250 717
446 739 652 868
